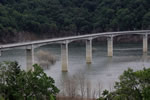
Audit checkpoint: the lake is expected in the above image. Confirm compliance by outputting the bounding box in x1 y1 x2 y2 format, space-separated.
0 42 150 91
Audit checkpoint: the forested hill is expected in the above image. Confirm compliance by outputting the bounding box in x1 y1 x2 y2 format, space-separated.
0 0 150 43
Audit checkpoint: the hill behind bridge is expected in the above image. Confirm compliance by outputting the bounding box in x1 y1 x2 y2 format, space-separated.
0 0 150 43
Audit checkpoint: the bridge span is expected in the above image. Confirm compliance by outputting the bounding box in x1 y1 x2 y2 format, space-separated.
0 30 150 71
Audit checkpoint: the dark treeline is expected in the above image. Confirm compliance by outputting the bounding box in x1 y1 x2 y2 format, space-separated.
0 0 150 42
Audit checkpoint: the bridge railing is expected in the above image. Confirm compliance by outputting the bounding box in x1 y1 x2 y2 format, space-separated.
0 30 150 49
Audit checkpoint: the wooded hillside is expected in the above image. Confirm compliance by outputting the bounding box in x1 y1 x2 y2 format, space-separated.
0 0 150 43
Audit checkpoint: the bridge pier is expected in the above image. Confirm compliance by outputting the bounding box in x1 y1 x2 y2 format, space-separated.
107 36 113 57
61 43 68 72
0 50 1 56
26 45 34 71
143 34 148 53
86 39 92 64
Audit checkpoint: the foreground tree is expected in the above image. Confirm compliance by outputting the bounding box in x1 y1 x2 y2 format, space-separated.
0 61 59 100
98 68 150 100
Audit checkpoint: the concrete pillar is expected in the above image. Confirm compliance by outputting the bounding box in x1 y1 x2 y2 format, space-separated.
107 36 113 57
61 43 68 72
0 50 1 57
86 39 92 64
31 45 35 65
26 45 34 71
143 34 148 53
142 52 147 62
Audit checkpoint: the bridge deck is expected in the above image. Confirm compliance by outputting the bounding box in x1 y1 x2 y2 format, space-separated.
0 30 150 49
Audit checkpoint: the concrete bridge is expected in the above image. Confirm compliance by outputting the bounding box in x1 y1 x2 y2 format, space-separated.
0 30 150 71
